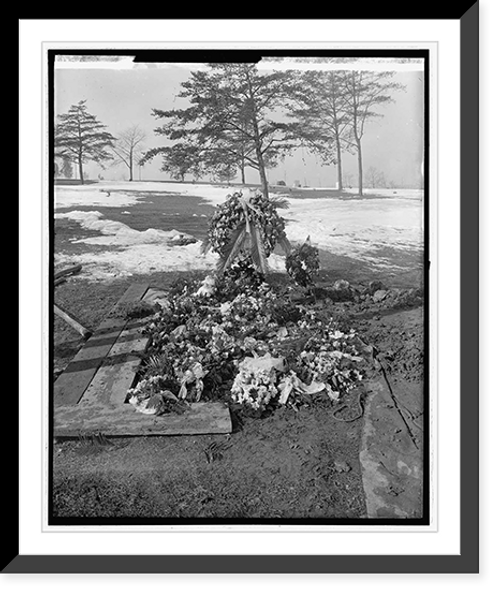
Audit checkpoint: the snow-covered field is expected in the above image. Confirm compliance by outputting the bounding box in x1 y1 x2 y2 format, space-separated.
54 181 424 281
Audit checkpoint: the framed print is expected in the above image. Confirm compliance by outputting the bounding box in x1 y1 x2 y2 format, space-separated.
11 7 478 574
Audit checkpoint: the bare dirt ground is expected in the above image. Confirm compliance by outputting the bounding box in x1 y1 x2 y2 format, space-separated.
51 184 426 522
52 271 425 522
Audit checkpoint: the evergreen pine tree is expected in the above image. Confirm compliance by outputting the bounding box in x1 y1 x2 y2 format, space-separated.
141 64 297 197
55 100 115 184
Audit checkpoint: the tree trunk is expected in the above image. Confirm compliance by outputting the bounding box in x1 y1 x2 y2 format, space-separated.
356 138 363 196
129 150 134 181
256 149 269 199
78 157 84 185
240 154 246 184
252 131 269 198
249 128 269 198
335 134 343 191
331 76 343 192
245 71 269 199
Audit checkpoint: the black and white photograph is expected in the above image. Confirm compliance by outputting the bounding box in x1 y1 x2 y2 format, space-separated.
49 49 429 525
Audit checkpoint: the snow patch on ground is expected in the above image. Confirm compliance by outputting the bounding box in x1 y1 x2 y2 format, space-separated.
55 210 192 246
54 181 236 211
55 241 220 281
55 186 142 209
283 197 423 257
55 206 286 281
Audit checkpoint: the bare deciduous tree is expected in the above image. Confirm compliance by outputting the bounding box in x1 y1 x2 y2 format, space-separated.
111 125 147 181
367 166 387 189
342 71 405 196
289 71 352 191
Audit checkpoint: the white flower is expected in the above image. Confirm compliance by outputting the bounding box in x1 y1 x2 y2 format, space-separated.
230 358 279 410
194 275 216 296
220 301 231 315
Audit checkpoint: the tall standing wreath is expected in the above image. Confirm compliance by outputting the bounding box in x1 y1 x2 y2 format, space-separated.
203 191 291 277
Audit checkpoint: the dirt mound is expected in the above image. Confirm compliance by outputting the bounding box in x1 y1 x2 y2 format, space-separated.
52 273 425 521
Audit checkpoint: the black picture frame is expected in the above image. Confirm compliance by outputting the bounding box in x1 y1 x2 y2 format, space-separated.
10 5 478 574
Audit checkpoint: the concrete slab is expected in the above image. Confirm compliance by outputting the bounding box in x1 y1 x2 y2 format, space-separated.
360 373 424 519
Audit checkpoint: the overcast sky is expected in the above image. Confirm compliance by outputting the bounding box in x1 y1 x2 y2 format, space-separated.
54 58 424 188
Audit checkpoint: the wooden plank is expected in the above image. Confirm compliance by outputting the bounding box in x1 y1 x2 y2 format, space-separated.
55 264 82 279
54 303 92 338
53 283 149 407
112 282 150 305
78 320 150 406
53 401 232 437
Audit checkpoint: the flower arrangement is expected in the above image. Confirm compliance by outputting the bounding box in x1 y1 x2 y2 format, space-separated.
126 189 359 415
285 236 320 289
128 277 364 414
203 190 290 278
207 191 286 258
231 359 280 411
